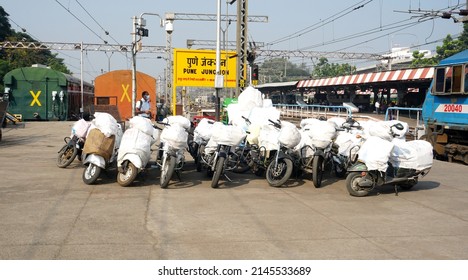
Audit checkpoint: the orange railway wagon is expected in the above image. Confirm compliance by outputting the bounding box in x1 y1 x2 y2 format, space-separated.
94 70 157 120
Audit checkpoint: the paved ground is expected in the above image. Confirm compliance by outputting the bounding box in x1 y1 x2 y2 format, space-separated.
0 121 467 260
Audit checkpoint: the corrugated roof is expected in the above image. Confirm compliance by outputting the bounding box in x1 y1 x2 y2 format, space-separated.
297 67 434 88
255 81 298 89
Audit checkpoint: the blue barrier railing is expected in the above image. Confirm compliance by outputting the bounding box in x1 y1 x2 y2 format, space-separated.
272 104 352 120
385 106 423 123
385 106 424 140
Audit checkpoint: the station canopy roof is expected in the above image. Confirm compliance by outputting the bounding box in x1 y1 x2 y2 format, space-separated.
297 67 434 88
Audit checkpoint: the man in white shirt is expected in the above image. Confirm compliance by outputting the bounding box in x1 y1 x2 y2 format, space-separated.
374 100 380 114
135 91 152 118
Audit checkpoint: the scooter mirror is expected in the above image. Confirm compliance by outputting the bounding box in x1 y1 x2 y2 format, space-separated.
393 123 404 130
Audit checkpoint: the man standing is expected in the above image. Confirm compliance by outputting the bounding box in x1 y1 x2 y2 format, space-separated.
375 100 380 114
156 99 170 121
135 91 152 119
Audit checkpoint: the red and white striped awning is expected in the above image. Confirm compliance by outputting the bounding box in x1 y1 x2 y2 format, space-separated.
297 67 434 88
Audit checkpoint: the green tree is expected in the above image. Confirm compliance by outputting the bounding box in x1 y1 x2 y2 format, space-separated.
0 5 71 93
411 22 468 67
311 57 356 78
0 6 12 41
260 57 310 82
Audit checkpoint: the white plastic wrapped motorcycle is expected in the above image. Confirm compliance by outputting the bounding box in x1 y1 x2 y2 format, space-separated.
157 116 190 188
116 116 160 187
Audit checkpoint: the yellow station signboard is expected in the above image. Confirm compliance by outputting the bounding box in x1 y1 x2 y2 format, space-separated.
173 48 237 88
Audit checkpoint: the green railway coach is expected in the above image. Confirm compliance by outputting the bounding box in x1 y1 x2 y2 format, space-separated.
3 65 94 121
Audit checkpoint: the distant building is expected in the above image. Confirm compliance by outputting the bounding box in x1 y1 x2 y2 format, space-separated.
357 47 433 73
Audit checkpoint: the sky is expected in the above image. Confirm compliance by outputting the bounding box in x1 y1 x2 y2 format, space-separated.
1 0 464 84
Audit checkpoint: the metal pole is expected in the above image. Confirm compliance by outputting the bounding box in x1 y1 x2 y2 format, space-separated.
215 0 223 121
80 41 84 117
131 16 137 117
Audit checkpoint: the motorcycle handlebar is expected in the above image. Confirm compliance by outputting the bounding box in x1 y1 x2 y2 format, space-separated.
268 119 282 129
242 116 252 125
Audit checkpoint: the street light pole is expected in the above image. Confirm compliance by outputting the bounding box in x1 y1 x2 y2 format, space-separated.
214 0 223 121
131 16 138 117
80 41 84 117
131 13 164 117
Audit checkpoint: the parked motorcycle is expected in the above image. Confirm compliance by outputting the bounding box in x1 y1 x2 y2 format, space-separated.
57 119 90 168
82 113 123 185
345 122 433 197
157 116 190 188
116 116 160 187
246 121 280 177
330 117 365 178
265 119 301 187
189 118 215 172
228 116 253 174
203 122 246 188
298 118 338 188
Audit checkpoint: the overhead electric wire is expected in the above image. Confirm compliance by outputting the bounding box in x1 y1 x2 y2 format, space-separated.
54 0 109 44
329 3 463 53
267 0 374 47
7 17 40 40
271 2 463 57
74 0 122 45
302 18 423 52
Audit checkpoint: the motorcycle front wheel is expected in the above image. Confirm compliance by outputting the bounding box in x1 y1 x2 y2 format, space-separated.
117 161 138 187
82 163 101 185
160 155 176 188
57 144 78 168
211 156 226 188
312 156 324 188
345 172 370 197
266 158 293 187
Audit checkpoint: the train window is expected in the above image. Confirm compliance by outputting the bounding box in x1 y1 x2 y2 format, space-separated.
96 97 110 105
465 64 468 93
451 65 463 93
434 67 446 94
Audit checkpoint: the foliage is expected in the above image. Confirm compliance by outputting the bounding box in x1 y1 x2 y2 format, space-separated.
411 22 468 67
259 57 310 82
310 57 356 78
0 6 71 93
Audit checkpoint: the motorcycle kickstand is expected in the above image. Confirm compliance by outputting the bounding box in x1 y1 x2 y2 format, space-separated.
175 170 182 181
223 172 233 182
394 184 399 196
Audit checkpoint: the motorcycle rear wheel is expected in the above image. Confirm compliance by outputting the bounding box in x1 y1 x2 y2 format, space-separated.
117 162 138 187
82 163 101 185
211 156 225 188
266 158 293 187
312 156 324 188
346 172 370 197
57 144 78 168
160 155 176 188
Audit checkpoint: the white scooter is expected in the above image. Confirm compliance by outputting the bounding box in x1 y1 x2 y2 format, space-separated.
82 113 123 185
116 116 160 187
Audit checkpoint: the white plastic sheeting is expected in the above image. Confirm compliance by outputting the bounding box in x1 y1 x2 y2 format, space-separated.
160 124 189 150
278 121 301 149
210 122 246 147
117 128 153 168
358 136 395 172
390 139 433 170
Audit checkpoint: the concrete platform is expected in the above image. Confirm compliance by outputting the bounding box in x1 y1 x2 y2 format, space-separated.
0 121 467 260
